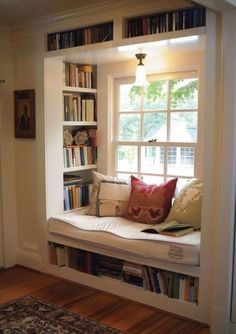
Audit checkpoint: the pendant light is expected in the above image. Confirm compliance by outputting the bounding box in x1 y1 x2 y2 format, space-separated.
134 53 148 86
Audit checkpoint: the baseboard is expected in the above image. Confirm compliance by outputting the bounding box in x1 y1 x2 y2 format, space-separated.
229 322 236 334
16 249 43 272
211 306 228 334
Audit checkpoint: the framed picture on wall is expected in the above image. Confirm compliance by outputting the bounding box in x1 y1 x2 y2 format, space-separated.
14 89 36 138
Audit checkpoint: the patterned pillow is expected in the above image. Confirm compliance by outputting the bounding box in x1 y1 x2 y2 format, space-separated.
164 178 203 230
97 181 130 217
87 171 128 216
126 176 178 224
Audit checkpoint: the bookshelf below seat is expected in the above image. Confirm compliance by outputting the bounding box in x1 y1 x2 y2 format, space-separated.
49 241 199 303
47 223 201 320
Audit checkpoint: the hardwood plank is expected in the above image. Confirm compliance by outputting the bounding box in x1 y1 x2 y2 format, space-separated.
0 266 211 334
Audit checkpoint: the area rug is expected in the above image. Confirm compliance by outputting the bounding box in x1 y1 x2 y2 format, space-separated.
0 295 125 333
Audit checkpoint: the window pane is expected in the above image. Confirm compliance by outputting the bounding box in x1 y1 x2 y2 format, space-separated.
144 112 167 141
144 81 168 110
167 146 195 177
167 147 177 165
120 84 141 111
172 177 192 192
142 175 164 184
117 173 135 181
170 78 198 109
117 145 137 172
141 146 164 174
166 177 191 193
170 111 197 142
119 114 141 141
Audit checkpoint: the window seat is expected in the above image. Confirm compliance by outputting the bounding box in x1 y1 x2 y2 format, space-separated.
48 208 200 266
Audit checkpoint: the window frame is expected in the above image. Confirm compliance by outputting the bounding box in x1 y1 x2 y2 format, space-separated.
113 71 200 183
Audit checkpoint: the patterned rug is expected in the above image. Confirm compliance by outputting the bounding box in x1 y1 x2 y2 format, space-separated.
0 295 125 333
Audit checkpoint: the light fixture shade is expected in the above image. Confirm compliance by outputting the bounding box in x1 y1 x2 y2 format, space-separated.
134 64 148 86
134 53 148 86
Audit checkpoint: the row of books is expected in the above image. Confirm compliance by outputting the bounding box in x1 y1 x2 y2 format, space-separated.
64 94 96 122
48 21 113 51
64 174 82 186
63 145 97 168
123 262 198 303
63 63 95 89
48 243 199 303
64 183 91 211
127 6 205 38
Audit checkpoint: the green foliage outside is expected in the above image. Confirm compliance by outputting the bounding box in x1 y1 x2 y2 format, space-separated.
118 78 198 165
120 79 198 140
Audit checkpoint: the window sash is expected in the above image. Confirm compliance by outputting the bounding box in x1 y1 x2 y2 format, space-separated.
113 72 199 182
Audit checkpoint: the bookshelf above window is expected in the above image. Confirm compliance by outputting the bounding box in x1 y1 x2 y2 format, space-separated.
47 21 113 51
124 6 205 39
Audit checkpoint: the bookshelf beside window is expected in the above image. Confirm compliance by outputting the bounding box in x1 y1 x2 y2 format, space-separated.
62 62 97 212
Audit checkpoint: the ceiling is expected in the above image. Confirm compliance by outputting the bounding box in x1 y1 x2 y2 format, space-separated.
0 0 112 28
0 0 233 67
0 0 235 29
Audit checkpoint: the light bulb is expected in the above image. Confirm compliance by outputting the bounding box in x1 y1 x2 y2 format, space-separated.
134 53 148 87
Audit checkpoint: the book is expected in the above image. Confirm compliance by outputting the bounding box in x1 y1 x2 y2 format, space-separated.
63 174 82 186
172 273 180 299
141 220 194 237
56 246 66 267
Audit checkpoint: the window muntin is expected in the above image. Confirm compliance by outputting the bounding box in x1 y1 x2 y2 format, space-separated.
114 73 198 183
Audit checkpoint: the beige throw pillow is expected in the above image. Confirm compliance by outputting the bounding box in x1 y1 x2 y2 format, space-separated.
87 171 128 216
164 178 203 230
97 181 130 217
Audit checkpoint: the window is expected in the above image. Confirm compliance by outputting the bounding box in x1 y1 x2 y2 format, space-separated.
114 73 199 185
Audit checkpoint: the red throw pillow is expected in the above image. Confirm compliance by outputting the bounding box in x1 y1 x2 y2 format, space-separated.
126 176 178 224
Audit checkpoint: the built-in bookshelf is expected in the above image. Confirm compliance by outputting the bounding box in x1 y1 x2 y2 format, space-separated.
46 6 205 53
47 21 113 51
44 3 207 322
63 62 97 211
124 6 205 38
48 241 199 304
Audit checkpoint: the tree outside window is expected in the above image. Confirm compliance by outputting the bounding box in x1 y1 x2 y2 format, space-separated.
115 74 198 184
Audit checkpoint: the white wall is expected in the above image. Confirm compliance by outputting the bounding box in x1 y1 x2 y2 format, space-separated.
5 1 236 332
10 30 46 270
210 10 236 334
0 29 17 267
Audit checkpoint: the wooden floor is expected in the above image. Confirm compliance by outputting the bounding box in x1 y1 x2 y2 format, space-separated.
0 266 211 334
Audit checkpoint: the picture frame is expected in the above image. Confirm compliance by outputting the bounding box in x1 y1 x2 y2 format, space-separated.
14 89 36 138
